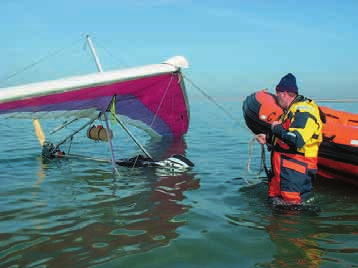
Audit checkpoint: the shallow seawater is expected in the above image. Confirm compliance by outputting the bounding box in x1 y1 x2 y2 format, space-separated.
0 99 357 268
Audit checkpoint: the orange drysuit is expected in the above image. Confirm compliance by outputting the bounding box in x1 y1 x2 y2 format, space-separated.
268 96 323 204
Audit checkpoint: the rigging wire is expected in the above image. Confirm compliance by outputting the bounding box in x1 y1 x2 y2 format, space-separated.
183 74 241 125
84 38 130 69
183 74 267 179
150 74 174 129
0 36 85 86
127 74 176 172
183 73 252 134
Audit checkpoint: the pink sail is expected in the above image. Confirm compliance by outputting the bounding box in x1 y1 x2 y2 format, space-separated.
0 56 190 137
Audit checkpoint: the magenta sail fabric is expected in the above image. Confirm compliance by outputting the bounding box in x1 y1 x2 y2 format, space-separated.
0 73 189 137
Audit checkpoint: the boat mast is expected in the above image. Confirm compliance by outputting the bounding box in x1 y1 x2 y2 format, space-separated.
86 35 117 173
86 35 104 73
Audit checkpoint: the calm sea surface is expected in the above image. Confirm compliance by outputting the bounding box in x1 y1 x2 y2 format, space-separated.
0 98 357 268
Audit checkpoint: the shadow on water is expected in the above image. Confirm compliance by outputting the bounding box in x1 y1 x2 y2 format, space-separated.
0 137 200 268
224 175 358 268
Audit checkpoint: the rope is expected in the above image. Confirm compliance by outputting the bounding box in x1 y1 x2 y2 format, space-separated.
246 136 265 178
183 74 241 125
184 74 268 179
184 74 267 182
0 36 84 86
261 143 272 181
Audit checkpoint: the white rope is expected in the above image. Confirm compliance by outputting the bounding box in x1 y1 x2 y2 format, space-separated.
246 136 265 178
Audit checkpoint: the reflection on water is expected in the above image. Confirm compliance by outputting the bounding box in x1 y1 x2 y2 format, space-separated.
1 104 357 267
224 177 358 268
0 136 200 268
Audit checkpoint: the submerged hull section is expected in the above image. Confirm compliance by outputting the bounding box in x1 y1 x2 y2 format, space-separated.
0 57 190 138
242 90 358 184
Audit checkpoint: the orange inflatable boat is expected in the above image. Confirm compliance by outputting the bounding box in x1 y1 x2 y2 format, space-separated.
242 90 358 184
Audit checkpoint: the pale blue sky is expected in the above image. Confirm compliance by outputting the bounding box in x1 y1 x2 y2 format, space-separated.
1 0 357 99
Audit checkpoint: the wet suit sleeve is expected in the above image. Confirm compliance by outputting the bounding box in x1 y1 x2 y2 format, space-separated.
272 124 303 147
272 106 319 149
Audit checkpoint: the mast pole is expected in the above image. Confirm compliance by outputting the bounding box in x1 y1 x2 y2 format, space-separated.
86 34 118 174
103 112 118 172
86 35 104 73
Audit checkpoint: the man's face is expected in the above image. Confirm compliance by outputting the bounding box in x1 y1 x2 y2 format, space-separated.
275 90 287 109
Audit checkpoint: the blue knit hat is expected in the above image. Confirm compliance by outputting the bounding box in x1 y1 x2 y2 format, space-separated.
276 73 298 93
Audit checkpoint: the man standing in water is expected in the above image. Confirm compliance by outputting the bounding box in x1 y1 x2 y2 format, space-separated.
256 73 324 205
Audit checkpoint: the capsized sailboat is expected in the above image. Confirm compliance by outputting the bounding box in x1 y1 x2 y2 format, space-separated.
0 42 193 172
